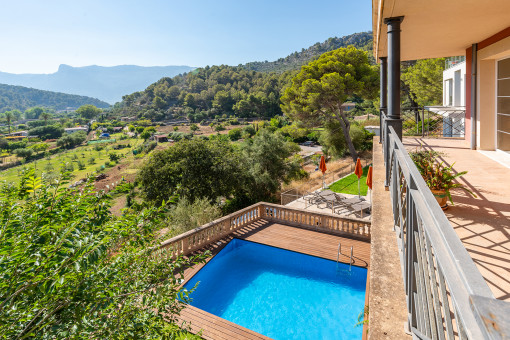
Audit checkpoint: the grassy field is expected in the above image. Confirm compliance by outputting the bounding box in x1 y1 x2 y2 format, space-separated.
0 138 142 185
328 166 369 196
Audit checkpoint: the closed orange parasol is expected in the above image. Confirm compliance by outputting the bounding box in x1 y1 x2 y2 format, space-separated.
366 166 373 190
354 158 363 179
319 155 327 174
355 158 363 198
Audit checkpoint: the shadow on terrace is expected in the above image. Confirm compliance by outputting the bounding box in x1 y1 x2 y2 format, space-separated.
404 137 510 301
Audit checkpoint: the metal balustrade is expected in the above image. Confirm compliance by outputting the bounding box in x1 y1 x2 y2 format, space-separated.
400 106 466 138
381 114 510 339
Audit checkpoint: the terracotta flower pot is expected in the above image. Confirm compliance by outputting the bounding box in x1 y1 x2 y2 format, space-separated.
431 189 448 210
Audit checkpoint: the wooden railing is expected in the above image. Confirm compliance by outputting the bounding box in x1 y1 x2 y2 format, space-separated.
159 202 371 258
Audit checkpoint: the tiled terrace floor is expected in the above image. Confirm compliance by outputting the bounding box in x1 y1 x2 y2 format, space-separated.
404 137 510 301
177 219 371 340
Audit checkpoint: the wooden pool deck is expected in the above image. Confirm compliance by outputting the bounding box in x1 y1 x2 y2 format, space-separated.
176 219 371 340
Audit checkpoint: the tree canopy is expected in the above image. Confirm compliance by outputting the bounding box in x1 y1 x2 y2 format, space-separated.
138 138 243 205
402 58 445 107
137 131 303 207
115 65 295 121
76 104 102 119
281 46 379 162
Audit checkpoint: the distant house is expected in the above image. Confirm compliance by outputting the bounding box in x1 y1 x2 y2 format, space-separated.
341 102 356 112
65 126 88 134
120 116 136 122
152 135 168 143
6 131 28 137
112 127 123 133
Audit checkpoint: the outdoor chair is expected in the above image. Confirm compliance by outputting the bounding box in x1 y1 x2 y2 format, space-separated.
304 192 326 207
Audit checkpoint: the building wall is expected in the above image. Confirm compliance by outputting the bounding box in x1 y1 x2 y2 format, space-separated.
443 61 466 107
477 60 496 149
477 34 510 150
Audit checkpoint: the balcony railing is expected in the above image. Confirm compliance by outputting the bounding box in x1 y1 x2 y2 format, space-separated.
400 106 466 138
381 111 510 339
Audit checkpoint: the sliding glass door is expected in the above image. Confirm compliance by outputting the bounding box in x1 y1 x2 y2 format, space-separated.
497 57 510 152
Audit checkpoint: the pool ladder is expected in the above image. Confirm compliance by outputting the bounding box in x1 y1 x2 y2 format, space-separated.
336 242 353 271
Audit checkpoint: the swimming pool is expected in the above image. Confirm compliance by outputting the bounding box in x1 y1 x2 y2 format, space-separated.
182 238 367 340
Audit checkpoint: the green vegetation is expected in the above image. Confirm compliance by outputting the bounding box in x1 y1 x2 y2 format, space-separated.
56 131 87 149
328 166 369 196
409 150 476 204
243 32 373 72
0 83 109 113
167 197 222 235
402 58 445 107
76 104 102 119
281 47 378 162
0 172 204 338
115 65 295 121
137 129 304 209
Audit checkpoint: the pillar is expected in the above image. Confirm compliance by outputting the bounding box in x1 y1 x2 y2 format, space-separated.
379 57 387 143
383 16 404 186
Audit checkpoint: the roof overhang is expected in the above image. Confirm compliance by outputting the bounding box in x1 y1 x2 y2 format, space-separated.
373 0 510 61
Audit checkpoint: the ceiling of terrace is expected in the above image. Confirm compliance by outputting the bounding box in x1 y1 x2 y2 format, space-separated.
373 0 510 61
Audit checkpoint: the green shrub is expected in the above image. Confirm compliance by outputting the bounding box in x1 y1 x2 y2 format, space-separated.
109 152 121 162
228 128 242 141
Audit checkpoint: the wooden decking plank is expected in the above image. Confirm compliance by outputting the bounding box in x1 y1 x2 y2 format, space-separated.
178 305 269 340
183 307 269 340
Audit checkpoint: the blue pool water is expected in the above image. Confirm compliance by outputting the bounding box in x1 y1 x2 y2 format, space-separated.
182 239 367 340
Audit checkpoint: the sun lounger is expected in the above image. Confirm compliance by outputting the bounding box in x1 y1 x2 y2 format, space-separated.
345 201 371 218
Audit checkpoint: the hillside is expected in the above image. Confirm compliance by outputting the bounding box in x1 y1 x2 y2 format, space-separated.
0 83 109 113
115 32 374 120
242 31 373 72
114 65 294 121
0 64 195 104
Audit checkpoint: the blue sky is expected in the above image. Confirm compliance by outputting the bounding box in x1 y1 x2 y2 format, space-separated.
0 0 371 74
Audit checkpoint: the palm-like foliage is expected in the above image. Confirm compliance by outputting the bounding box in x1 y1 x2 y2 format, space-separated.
410 150 476 204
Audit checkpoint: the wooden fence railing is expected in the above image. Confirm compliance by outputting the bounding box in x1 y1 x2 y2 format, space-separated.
159 202 370 258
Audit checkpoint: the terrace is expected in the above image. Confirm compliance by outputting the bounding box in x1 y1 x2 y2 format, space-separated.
368 111 510 339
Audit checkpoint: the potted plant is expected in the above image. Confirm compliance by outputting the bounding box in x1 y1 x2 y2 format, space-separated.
410 150 476 209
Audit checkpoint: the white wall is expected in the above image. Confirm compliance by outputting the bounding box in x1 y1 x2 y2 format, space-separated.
443 61 466 107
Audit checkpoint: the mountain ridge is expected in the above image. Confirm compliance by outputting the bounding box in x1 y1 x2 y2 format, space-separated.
242 31 373 72
0 64 195 104
0 83 110 113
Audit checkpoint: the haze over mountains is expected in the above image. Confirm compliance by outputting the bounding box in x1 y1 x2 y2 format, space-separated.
0 84 110 113
0 64 195 105
0 31 372 111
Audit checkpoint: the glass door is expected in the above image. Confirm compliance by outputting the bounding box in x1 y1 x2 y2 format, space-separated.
497 58 510 152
